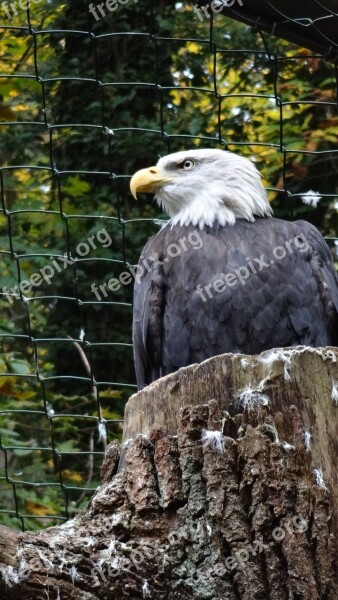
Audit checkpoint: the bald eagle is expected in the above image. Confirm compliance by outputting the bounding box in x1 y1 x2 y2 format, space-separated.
130 149 338 390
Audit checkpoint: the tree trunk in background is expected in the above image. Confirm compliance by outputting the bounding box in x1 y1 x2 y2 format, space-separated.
0 347 337 600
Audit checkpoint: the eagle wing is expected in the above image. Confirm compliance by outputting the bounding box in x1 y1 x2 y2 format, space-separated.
132 240 165 389
290 219 338 342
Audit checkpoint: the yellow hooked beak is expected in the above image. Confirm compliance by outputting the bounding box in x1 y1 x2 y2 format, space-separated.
130 166 173 199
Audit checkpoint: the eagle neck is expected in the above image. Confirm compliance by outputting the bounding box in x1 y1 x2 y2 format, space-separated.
158 182 272 229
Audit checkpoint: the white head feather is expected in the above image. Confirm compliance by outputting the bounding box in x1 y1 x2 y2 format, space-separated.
154 149 272 229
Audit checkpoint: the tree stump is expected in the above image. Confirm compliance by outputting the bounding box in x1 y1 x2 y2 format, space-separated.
0 347 337 599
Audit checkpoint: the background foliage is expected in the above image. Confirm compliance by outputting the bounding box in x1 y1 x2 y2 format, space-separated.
0 0 337 530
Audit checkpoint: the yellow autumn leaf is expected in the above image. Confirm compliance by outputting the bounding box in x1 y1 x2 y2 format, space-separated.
99 389 123 399
26 500 57 516
62 470 83 483
15 169 32 184
170 90 182 106
266 109 280 121
0 379 37 400
185 42 200 54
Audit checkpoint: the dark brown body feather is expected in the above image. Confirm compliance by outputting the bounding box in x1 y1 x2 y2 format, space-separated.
133 218 338 389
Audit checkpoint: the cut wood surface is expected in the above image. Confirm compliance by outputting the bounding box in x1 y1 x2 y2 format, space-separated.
0 347 337 600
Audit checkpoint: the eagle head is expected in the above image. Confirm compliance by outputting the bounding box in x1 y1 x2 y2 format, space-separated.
130 148 272 229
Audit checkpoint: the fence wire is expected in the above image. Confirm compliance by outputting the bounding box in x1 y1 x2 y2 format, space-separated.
0 0 337 531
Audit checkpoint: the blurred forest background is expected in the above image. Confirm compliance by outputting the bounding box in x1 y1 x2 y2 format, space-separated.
0 0 337 530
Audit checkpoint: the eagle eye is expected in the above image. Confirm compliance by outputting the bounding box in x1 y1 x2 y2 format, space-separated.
179 159 195 170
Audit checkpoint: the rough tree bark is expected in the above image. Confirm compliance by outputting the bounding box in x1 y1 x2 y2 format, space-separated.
0 346 337 600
